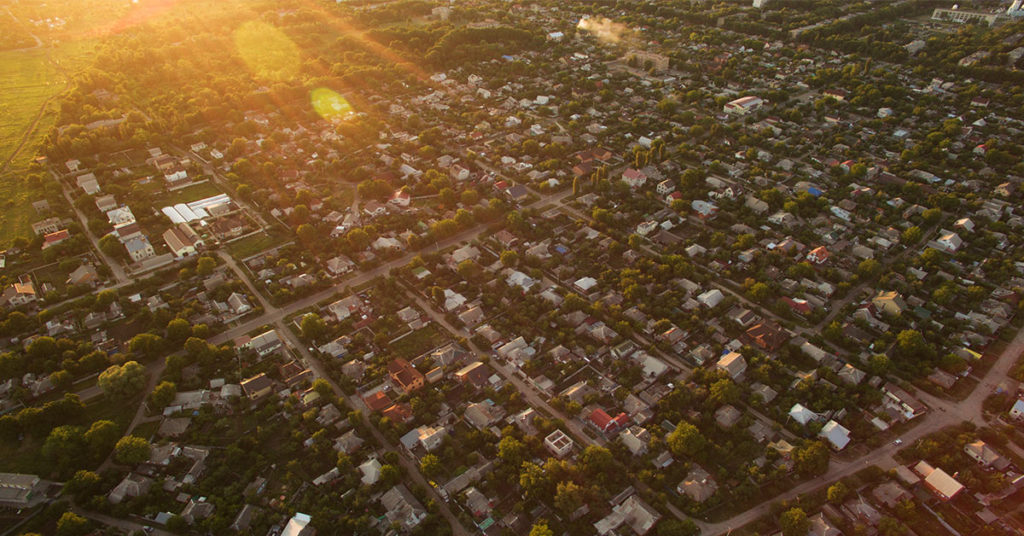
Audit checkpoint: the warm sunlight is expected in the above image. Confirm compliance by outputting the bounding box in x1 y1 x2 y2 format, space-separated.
310 87 354 121
232 20 300 82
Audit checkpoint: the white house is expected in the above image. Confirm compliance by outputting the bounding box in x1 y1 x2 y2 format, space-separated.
723 95 763 115
696 289 724 308
936 230 963 253
621 168 647 189
819 420 851 450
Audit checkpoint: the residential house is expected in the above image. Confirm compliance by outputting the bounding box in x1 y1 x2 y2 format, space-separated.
388 359 424 394
621 168 647 189
697 289 724 308
964 440 1010 470
723 95 764 115
31 217 62 236
76 173 100 194
240 374 274 401
914 461 964 501
124 236 155 262
789 403 820 426
239 330 282 356
882 382 927 420
281 512 316 536
936 230 963 253
545 429 574 458
593 494 661 535
806 246 830 264
745 322 788 352
872 291 906 316
42 230 70 249
716 351 747 379
1009 399 1024 420
589 408 630 436
66 264 99 286
380 485 427 531
163 224 202 257
106 207 135 226
1 281 37 307
677 466 717 503
327 295 363 322
620 426 650 456
108 473 152 504
819 420 851 450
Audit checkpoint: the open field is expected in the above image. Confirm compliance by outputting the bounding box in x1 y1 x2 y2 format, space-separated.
0 40 95 244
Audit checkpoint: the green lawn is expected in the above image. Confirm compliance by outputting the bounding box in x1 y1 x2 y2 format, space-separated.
226 230 291 259
388 324 449 359
152 180 223 206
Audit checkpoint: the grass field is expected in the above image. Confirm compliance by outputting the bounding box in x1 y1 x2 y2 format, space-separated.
0 40 95 245
227 229 291 259
153 180 224 206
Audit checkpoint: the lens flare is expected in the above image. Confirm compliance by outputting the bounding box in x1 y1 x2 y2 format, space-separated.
233 21 300 81
311 88 354 121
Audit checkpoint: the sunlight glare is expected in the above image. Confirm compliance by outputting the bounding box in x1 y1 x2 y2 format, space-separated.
311 88 355 121
233 21 301 82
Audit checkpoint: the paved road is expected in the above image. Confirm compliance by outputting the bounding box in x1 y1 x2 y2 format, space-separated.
401 285 605 447
699 323 1024 536
73 506 173 536
50 169 130 284
207 186 578 348
270 311 471 536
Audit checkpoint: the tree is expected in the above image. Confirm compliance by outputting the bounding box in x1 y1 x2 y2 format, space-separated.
794 441 830 477
922 207 941 225
99 234 122 258
896 329 928 358
827 481 849 504
779 507 809 536
554 481 584 515
572 176 581 197
708 378 740 407
901 226 922 244
657 519 700 536
64 470 101 500
500 250 518 267
43 425 86 473
497 436 526 468
166 318 192 343
347 228 370 250
148 381 177 410
84 419 119 457
56 511 90 536
857 258 881 279
579 445 614 476
114 435 151 465
127 333 163 357
312 378 333 399
98 361 146 398
26 336 57 361
879 516 906 536
196 256 216 276
297 223 316 245
519 461 553 501
420 453 442 478
530 520 554 536
379 463 400 485
300 313 327 341
457 259 481 280
667 421 706 458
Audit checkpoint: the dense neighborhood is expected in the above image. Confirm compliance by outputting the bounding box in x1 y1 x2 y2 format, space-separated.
2 0 1024 535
